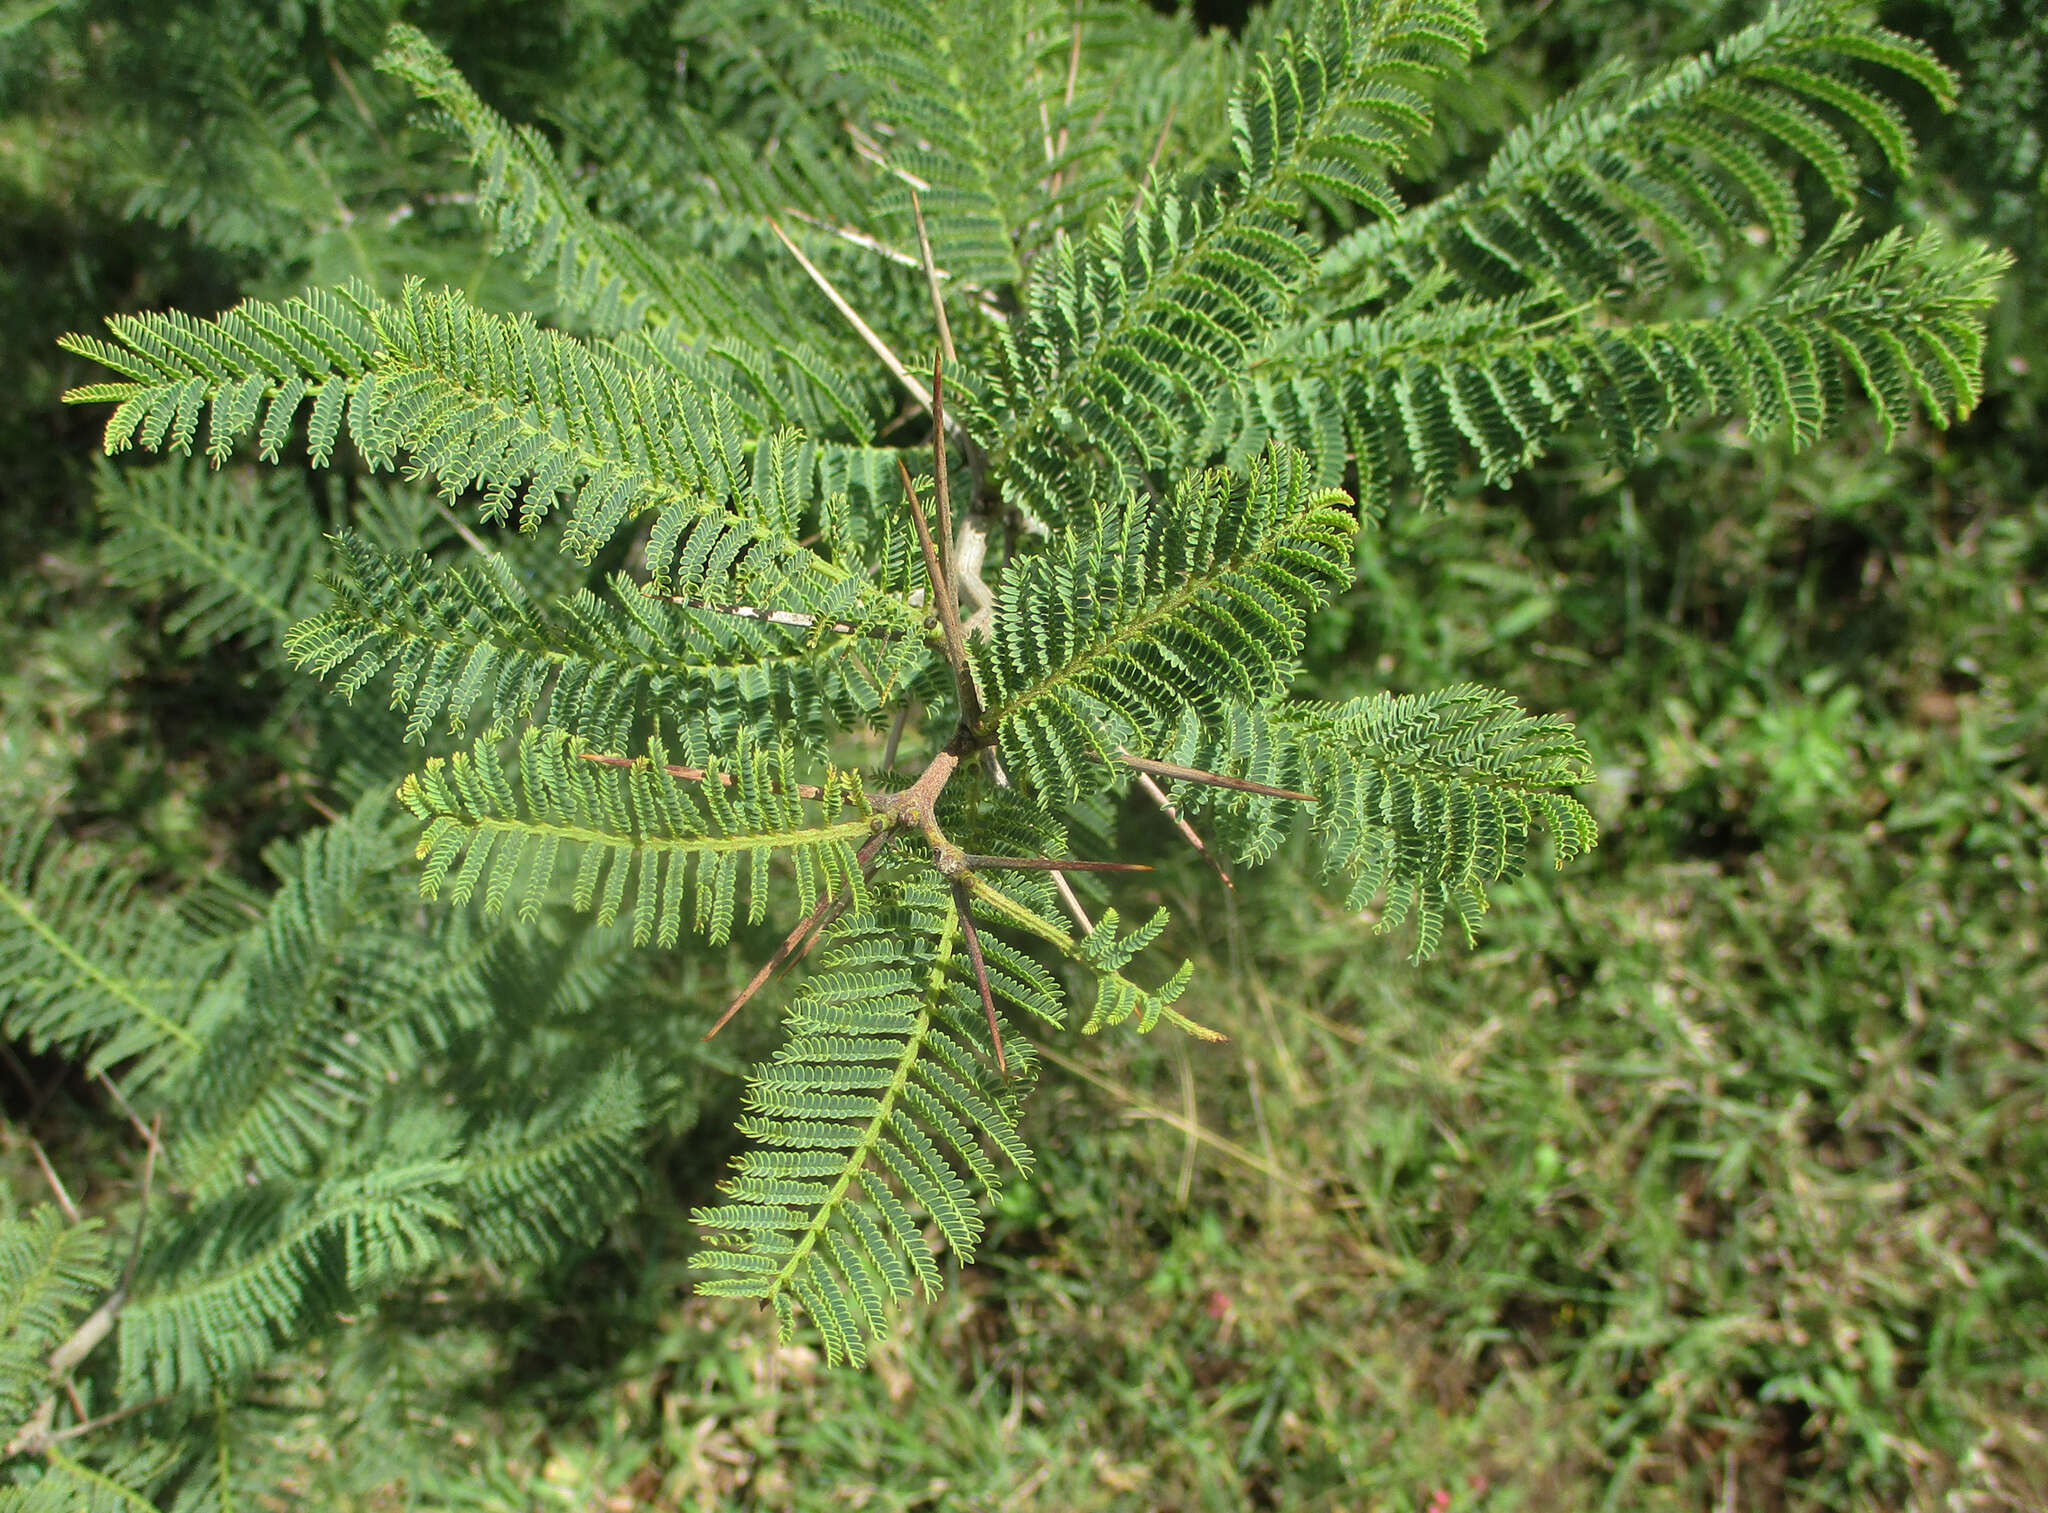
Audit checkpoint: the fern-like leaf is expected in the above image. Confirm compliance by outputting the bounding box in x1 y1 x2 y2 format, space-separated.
693 878 1044 1365
0 826 205 1086
285 532 921 753
117 1155 460 1400
971 0 1482 525
454 1059 647 1267
1324 0 1959 301
1153 684 1598 958
977 447 1355 799
1253 222 2009 504
96 459 325 651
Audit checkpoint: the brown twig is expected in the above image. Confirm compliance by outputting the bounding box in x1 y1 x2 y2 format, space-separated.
951 882 1009 1079
26 1138 79 1225
1130 99 1177 218
930 356 958 621
703 895 838 1044
897 454 981 734
578 751 836 804
95 1074 168 1167
880 705 912 774
6 1115 161 1458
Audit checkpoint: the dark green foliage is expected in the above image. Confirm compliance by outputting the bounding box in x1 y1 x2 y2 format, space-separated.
0 1212 111 1426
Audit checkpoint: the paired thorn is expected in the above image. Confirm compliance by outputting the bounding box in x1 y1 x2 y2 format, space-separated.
951 882 1008 1080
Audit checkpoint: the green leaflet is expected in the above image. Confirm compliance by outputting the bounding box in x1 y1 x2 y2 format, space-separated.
972 0 1483 527
1134 685 1600 960
1250 222 2008 505
0 1210 113 1424
1322 0 1958 301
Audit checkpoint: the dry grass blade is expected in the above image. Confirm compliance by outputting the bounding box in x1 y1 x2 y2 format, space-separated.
1130 99 1176 217
767 215 931 412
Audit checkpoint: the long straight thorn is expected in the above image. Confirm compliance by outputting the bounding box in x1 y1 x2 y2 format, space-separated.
897 458 949 622
957 854 1152 873
1112 749 1317 803
930 352 955 584
1133 772 1232 889
704 830 891 1040
951 882 1008 1079
767 215 931 412
908 187 956 366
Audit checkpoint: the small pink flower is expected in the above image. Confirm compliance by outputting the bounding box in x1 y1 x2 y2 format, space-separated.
1204 1289 1231 1319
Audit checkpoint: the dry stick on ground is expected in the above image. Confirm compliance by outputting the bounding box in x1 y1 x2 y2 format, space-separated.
6 1117 161 1459
95 1073 169 1168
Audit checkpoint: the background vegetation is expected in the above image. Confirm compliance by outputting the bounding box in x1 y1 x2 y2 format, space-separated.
2 0 2041 1507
